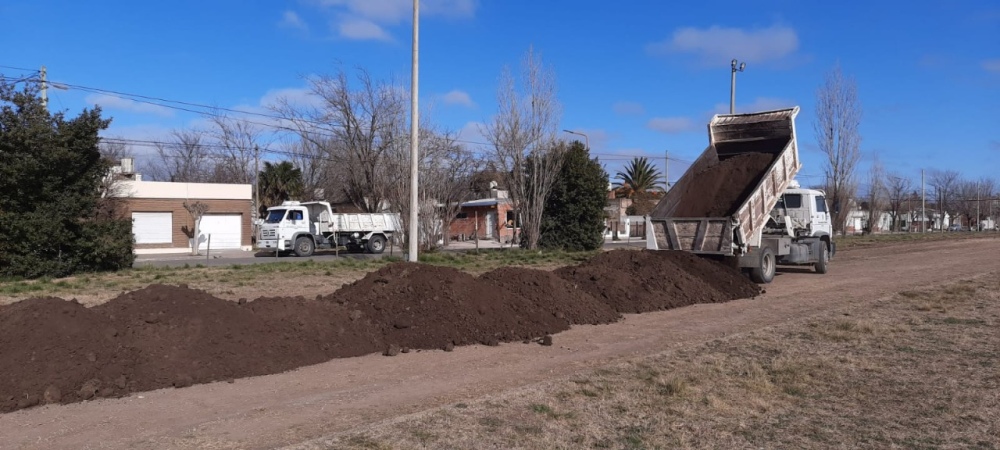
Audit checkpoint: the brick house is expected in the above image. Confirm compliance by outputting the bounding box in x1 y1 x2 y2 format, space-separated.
118 179 253 254
449 191 518 243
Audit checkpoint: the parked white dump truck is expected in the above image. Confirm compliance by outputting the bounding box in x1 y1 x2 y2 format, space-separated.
646 107 834 283
257 201 399 256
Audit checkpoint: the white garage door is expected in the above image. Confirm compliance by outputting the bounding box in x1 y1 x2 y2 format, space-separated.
132 212 173 244
198 214 242 250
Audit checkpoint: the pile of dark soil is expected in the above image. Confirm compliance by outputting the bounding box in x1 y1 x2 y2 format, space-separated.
555 250 761 314
327 263 579 350
0 297 137 412
0 251 760 413
478 267 621 326
671 152 775 217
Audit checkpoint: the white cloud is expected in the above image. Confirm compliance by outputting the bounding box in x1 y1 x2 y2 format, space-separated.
613 101 645 116
647 117 695 134
338 18 393 41
982 59 1000 73
648 24 799 65
457 121 488 146
441 89 475 108
279 11 308 31
711 96 796 115
85 94 175 118
313 0 477 41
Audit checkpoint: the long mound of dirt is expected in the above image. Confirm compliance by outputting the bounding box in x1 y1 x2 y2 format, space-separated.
555 250 761 314
478 267 621 326
671 152 775 217
327 263 576 349
0 297 137 412
0 250 760 413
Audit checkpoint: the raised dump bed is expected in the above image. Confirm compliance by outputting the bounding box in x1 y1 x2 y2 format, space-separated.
647 107 834 283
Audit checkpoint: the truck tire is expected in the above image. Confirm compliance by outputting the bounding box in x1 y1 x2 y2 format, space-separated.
366 235 386 254
294 237 315 257
749 247 776 284
814 243 829 274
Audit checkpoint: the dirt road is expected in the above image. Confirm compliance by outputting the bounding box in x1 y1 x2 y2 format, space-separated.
2 238 997 449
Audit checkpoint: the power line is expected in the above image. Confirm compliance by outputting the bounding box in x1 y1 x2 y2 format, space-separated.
24 76 707 163
0 64 38 73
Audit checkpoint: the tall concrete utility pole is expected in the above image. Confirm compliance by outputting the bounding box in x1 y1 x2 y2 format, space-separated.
730 59 745 114
921 169 926 232
664 149 670 189
40 65 48 110
976 182 981 231
407 0 420 262
253 145 260 219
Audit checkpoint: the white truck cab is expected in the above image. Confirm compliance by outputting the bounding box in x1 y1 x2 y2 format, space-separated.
770 181 834 240
257 201 398 256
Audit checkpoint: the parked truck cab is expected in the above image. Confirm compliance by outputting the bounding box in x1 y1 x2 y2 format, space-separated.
257 201 398 256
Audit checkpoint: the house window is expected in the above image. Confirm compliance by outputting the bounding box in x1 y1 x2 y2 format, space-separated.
456 212 469 219
505 210 521 228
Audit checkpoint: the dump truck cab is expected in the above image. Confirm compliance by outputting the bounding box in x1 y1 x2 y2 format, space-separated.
768 183 834 241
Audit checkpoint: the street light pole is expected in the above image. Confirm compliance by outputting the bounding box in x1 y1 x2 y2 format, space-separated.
562 129 589 151
407 0 420 262
730 59 746 114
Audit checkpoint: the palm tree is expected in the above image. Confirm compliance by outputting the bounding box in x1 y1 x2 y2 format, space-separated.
258 161 305 216
614 157 664 198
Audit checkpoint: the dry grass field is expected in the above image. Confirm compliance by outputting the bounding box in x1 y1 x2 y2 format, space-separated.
316 275 1000 449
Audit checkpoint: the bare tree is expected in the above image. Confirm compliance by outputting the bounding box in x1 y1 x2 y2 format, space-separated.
382 127 480 250
482 47 564 249
862 157 886 234
273 69 406 213
928 169 959 229
208 115 263 185
814 64 862 236
885 172 912 232
144 130 215 182
955 177 996 230
183 201 210 256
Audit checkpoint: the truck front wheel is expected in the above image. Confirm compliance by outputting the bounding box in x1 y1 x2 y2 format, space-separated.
294 237 315 257
814 243 830 274
749 247 776 284
366 235 386 254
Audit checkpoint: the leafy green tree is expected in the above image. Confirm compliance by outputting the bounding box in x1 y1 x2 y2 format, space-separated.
616 157 664 216
538 141 609 251
258 161 304 215
0 82 134 278
614 157 663 198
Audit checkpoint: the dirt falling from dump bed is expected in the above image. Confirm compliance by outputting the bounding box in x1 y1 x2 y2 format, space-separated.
670 152 776 217
0 250 759 413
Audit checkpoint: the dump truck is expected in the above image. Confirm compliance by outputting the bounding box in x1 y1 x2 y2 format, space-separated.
646 107 834 283
257 201 399 256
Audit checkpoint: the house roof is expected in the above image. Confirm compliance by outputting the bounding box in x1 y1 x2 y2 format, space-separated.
461 198 501 208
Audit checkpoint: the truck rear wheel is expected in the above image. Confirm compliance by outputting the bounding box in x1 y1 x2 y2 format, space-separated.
815 243 829 274
366 235 386 254
749 247 776 284
294 237 315 257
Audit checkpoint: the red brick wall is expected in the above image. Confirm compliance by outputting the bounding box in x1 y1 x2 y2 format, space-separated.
447 203 518 242
125 199 252 249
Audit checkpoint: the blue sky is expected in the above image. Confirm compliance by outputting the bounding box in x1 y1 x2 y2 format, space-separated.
2 0 998 187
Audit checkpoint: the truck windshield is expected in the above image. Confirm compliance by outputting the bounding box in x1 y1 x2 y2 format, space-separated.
265 209 287 224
